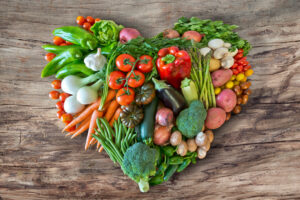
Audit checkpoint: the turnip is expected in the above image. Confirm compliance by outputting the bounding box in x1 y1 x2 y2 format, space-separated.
76 79 103 105
64 96 84 114
61 72 102 95
119 28 141 44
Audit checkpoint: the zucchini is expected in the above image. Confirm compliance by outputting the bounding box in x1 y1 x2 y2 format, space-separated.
137 96 158 144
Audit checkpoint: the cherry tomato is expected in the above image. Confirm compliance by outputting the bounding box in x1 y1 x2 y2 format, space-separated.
51 80 61 89
237 65 244 72
232 68 239 75
86 16 95 24
109 71 126 89
76 16 85 25
56 101 64 110
234 53 243 60
116 54 136 72
45 53 56 62
137 55 153 73
244 65 251 71
169 46 179 55
158 48 169 57
127 70 145 88
83 22 91 30
56 110 65 119
65 41 73 45
60 43 67 46
59 93 70 102
238 49 244 54
231 63 238 69
49 90 60 99
61 113 73 123
53 36 65 46
116 88 135 106
95 18 101 22
65 125 76 132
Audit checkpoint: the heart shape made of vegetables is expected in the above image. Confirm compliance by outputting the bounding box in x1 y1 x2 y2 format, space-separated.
42 16 253 192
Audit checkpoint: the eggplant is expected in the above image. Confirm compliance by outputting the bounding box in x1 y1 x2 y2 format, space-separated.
152 78 187 115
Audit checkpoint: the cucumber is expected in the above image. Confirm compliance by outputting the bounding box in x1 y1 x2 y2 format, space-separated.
138 97 158 145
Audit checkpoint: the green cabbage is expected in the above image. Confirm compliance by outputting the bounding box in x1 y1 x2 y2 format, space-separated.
91 20 124 46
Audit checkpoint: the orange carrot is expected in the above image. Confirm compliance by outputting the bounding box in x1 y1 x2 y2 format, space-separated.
104 100 119 122
113 107 122 120
63 89 116 132
85 110 103 150
90 138 97 145
67 115 91 136
109 118 115 127
97 141 101 150
98 146 104 152
70 119 90 139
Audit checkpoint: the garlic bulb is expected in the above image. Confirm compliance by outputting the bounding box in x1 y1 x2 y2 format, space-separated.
84 48 107 71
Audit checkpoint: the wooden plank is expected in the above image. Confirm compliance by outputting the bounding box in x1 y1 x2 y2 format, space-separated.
0 0 300 199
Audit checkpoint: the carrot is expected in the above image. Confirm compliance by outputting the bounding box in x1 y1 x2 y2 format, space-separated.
109 118 115 127
98 146 104 153
70 118 90 139
67 115 91 136
104 100 119 122
85 110 103 150
97 141 101 150
63 89 116 132
90 138 97 145
113 107 122 120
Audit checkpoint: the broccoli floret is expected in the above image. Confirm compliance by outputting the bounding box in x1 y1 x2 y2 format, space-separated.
121 143 159 192
176 100 207 138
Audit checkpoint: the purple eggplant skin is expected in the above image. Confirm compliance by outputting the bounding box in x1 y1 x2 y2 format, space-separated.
152 78 187 116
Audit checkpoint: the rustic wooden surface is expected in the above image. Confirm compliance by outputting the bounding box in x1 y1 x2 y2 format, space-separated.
1 0 300 199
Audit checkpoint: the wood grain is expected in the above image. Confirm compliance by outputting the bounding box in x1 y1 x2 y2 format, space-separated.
1 0 300 199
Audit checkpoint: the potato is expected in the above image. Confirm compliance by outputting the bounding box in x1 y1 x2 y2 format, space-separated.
182 31 202 42
211 69 233 87
205 107 226 129
216 89 237 112
209 58 221 72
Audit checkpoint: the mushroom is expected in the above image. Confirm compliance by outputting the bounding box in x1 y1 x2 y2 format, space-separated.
223 42 232 48
228 48 238 57
187 139 197 152
197 147 207 159
170 131 182 146
195 132 208 146
201 142 211 152
205 130 214 143
200 47 211 56
221 56 234 69
213 47 229 59
176 141 188 156
208 39 224 50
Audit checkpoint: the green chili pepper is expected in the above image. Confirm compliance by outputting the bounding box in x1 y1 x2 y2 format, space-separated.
177 159 191 172
191 157 197 164
53 26 99 50
42 44 84 54
149 175 164 186
163 165 178 182
55 61 94 79
155 146 162 166
169 156 184 165
41 47 84 78
161 146 175 157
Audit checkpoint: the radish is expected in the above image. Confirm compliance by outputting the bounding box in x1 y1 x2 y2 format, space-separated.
76 79 103 105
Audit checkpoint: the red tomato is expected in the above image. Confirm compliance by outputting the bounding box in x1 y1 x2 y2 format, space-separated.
237 59 247 66
238 49 244 54
116 54 136 72
65 41 73 45
232 69 239 75
116 88 135 106
234 53 243 60
61 113 73 123
53 36 65 46
244 65 251 71
45 53 56 62
237 65 244 72
158 48 169 57
137 55 153 73
57 110 65 118
83 22 91 30
65 125 76 132
49 90 60 99
76 16 85 25
86 16 95 24
109 71 126 89
59 93 70 102
231 63 238 69
95 18 101 22
60 43 68 46
127 70 145 88
51 80 61 89
56 101 64 110
168 46 179 55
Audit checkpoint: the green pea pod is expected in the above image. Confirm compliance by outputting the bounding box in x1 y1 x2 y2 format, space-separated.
163 165 178 182
42 44 82 54
41 47 84 78
161 146 175 157
55 61 94 79
177 159 191 173
169 156 184 165
149 175 164 186
53 26 99 50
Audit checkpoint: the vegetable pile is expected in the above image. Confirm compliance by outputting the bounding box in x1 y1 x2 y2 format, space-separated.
42 15 253 192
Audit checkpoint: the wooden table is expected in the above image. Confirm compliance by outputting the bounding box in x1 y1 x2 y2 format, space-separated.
1 0 300 199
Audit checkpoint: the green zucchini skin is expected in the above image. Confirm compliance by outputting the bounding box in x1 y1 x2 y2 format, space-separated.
138 96 158 145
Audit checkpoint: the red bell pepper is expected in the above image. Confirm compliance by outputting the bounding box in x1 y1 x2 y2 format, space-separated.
156 46 191 89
